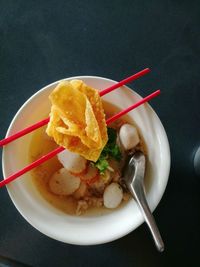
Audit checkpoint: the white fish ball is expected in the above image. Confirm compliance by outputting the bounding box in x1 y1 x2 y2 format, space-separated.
57 149 87 173
119 124 140 150
103 183 123 209
49 168 80 196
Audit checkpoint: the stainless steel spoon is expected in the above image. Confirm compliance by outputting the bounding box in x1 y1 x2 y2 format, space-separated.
123 151 164 252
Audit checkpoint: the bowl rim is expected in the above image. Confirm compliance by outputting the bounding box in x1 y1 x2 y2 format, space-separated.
2 75 171 245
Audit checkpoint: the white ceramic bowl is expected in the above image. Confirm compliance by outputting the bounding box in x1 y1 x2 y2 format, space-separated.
2 76 170 245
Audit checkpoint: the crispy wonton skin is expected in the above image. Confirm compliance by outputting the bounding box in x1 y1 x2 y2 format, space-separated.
46 80 108 161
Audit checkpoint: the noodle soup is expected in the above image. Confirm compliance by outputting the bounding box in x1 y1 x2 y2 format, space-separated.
29 101 147 215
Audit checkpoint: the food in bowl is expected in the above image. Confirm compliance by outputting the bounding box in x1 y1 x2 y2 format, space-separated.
29 80 147 215
3 75 170 245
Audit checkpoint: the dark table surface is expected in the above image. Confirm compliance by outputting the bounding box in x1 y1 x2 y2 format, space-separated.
0 1 200 267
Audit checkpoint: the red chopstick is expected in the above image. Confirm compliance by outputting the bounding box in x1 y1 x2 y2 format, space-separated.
106 90 160 124
0 68 150 147
99 68 150 97
0 89 160 188
0 118 51 148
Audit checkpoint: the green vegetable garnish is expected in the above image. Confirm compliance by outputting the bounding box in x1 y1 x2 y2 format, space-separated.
94 128 122 174
94 156 109 173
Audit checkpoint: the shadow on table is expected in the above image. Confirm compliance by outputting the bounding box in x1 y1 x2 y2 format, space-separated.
0 255 32 267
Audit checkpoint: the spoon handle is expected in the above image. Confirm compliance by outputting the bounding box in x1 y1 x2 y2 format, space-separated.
129 182 164 252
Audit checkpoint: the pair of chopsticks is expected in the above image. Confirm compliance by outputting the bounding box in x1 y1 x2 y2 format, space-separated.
0 68 160 188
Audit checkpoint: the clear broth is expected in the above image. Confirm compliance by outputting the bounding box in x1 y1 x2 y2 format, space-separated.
29 101 147 216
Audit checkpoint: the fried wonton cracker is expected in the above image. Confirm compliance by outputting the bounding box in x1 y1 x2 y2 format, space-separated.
46 80 108 161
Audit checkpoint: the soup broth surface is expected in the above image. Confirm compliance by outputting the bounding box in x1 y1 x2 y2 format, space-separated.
29 101 147 216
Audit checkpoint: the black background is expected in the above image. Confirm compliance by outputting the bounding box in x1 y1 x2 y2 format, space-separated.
0 1 200 266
